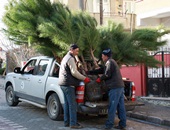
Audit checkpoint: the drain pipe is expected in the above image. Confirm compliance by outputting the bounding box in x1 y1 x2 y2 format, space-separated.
79 0 84 10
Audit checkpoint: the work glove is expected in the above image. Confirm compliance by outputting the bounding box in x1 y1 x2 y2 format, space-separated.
96 78 101 83
84 77 90 83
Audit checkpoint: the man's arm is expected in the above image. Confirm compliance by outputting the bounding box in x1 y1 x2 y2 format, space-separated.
87 68 104 75
100 60 112 81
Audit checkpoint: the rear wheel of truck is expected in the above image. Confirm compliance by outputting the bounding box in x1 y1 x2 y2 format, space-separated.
47 93 63 121
5 85 19 106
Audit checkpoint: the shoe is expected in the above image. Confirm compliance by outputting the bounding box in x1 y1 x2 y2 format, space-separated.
70 123 83 129
70 125 83 129
114 125 126 130
64 124 69 127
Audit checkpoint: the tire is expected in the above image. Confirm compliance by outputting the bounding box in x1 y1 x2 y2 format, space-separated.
47 93 63 121
98 114 107 118
125 105 135 111
5 85 19 106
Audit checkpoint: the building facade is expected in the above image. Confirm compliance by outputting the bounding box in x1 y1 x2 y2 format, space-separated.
51 0 170 29
51 0 133 29
135 0 170 28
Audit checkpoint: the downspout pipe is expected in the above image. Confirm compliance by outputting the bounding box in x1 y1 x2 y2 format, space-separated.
79 0 84 10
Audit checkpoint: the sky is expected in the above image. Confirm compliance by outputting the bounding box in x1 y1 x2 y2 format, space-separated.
0 1 9 50
0 0 8 30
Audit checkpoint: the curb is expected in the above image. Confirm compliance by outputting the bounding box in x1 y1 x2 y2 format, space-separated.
127 111 170 127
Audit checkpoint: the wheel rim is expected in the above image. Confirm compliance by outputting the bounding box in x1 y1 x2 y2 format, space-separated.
7 89 13 103
49 98 58 116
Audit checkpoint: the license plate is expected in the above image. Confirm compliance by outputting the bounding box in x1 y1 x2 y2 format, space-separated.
99 109 108 114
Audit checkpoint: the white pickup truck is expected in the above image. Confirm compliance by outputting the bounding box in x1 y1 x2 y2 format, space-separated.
4 56 143 120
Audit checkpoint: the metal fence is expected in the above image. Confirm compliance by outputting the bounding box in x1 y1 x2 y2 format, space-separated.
147 51 170 97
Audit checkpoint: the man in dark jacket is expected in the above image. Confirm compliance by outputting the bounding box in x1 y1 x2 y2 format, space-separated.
58 44 90 129
88 48 126 129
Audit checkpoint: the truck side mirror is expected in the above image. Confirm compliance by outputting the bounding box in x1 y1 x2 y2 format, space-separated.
14 67 22 73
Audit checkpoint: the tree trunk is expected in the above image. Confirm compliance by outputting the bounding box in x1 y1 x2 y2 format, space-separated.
90 48 100 69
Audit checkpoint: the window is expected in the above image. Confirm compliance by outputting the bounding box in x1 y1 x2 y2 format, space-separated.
93 0 110 15
37 60 49 76
52 63 60 77
23 60 36 74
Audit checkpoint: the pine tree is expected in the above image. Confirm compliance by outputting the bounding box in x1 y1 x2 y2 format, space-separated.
98 22 168 67
2 0 169 68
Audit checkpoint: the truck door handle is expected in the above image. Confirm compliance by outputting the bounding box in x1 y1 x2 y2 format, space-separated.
38 80 42 83
19 77 27 80
27 78 30 81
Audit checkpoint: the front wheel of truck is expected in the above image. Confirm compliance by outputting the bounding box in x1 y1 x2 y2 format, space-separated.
47 93 63 121
5 85 19 106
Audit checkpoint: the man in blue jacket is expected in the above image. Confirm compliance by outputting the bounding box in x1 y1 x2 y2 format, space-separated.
88 48 126 129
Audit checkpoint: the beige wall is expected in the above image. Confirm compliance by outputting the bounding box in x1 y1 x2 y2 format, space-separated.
90 12 135 29
68 0 80 10
140 18 160 26
161 17 170 27
51 0 80 10
85 0 93 12
135 0 170 14
142 17 170 27
111 0 123 14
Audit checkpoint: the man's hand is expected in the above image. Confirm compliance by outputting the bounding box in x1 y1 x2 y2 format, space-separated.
96 78 101 83
85 71 90 75
84 77 90 83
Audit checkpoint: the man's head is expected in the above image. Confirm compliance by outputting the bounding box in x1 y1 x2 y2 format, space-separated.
69 44 79 56
102 48 112 62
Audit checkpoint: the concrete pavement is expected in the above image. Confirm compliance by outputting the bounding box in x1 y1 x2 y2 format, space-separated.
127 97 170 127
